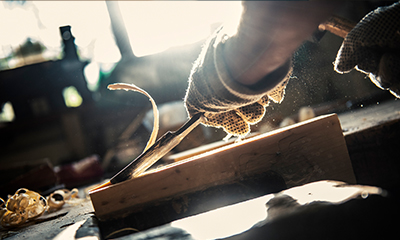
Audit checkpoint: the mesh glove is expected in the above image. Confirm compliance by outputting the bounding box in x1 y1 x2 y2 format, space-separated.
184 28 292 137
334 2 400 98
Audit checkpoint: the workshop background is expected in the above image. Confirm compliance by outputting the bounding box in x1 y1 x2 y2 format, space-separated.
0 1 397 197
0 0 399 221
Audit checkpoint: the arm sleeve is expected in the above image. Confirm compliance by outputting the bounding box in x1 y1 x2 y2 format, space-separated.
185 26 292 116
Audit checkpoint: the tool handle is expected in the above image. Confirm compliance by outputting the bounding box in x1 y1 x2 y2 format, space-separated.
318 15 356 38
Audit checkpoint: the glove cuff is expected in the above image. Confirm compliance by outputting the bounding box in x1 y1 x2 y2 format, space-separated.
214 29 292 104
185 26 291 120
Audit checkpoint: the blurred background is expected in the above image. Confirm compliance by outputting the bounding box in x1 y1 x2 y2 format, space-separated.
0 1 397 197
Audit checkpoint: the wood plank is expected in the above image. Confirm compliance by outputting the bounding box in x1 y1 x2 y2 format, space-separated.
90 114 355 221
165 132 260 163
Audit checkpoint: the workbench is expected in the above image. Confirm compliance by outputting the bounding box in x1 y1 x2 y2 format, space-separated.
1 99 399 240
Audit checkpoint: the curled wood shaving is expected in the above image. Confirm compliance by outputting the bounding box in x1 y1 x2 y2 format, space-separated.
0 188 47 228
47 188 79 213
0 188 79 228
107 83 159 152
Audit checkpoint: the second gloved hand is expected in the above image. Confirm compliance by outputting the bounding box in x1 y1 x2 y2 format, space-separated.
184 28 292 138
334 2 400 98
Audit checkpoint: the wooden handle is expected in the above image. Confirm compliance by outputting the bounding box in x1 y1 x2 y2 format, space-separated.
318 15 357 38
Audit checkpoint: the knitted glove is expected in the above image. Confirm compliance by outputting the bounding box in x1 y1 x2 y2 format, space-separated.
334 2 400 98
184 28 292 137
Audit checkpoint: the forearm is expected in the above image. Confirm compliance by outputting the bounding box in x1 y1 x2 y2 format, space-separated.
224 1 340 85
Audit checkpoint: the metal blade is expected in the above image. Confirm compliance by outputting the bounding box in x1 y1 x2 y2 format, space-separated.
110 112 204 184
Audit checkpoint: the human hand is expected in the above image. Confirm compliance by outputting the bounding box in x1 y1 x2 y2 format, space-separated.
184 29 291 138
185 1 337 138
334 2 400 98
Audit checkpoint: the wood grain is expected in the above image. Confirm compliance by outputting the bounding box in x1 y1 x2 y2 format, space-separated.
90 114 355 220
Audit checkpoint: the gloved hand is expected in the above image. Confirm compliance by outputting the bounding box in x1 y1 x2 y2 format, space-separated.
334 2 400 98
184 28 292 138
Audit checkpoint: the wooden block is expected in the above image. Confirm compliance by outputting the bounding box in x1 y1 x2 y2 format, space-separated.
90 114 355 221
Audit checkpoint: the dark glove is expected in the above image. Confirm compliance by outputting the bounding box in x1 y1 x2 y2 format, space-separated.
334 2 400 98
184 28 291 137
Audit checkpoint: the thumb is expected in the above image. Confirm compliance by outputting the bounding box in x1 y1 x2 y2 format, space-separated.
334 41 358 74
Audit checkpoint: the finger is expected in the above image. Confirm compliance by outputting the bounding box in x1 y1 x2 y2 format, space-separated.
266 76 290 103
236 102 266 124
205 111 250 136
334 42 358 73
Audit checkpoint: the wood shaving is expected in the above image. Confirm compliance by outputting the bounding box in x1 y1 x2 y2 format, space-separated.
0 188 46 228
107 83 159 152
0 188 79 228
47 188 79 213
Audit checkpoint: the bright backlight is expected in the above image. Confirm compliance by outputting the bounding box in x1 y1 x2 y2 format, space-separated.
119 1 242 57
